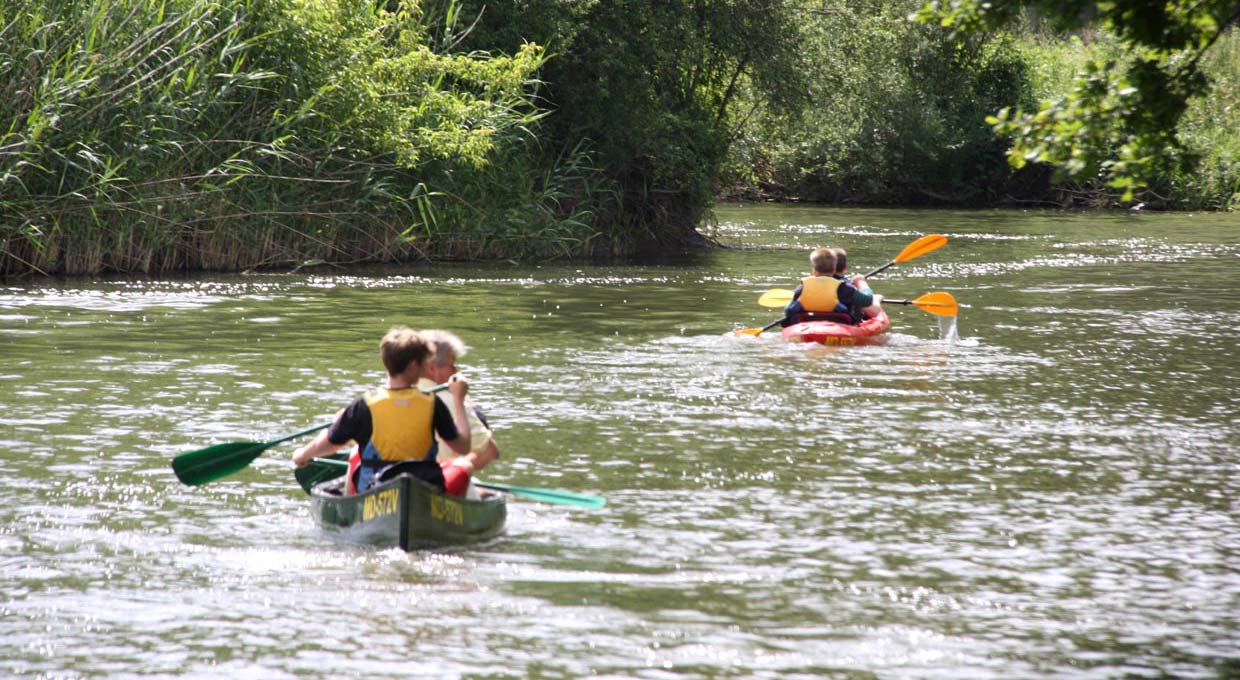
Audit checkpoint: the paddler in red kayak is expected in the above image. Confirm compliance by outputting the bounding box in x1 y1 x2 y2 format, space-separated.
782 247 881 327
291 326 473 494
831 247 883 322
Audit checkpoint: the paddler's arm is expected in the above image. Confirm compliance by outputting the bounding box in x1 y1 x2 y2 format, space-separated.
292 430 347 467
781 284 805 326
292 407 350 467
846 276 876 308
468 438 497 471
438 376 472 456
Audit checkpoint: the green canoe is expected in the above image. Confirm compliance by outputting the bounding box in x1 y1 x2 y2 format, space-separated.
295 455 507 550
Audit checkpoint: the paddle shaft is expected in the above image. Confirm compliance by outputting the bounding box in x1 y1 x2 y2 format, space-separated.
885 298 944 306
304 457 605 508
759 317 785 333
277 423 331 445
863 261 896 278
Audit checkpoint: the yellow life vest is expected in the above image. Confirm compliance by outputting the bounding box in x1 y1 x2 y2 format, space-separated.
798 276 841 312
363 387 436 462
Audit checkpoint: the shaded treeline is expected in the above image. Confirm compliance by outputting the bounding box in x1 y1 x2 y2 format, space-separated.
1 0 1236 276
717 2 1240 209
447 0 808 249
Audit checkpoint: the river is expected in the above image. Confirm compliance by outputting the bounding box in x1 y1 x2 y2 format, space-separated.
2 204 1237 678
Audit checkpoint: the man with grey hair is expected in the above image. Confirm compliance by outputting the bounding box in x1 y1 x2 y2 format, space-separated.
419 329 501 498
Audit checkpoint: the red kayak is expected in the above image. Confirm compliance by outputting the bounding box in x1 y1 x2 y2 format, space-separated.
780 309 891 346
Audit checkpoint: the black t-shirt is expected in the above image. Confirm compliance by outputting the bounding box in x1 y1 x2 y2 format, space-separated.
328 392 459 459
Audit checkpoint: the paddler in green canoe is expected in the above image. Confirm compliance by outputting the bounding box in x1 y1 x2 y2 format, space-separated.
420 329 501 499
782 247 881 327
291 326 473 494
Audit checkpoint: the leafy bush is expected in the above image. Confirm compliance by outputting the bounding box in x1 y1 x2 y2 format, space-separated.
723 2 1038 206
451 0 808 250
1006 25 1239 209
0 0 549 275
918 0 1239 205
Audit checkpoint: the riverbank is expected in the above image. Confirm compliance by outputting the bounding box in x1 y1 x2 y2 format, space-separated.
3 1 1234 278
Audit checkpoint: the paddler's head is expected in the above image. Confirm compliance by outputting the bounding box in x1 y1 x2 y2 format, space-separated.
379 326 433 378
832 247 847 275
424 329 467 384
809 247 837 277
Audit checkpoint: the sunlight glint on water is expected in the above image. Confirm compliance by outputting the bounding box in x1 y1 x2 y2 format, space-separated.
1 205 1238 678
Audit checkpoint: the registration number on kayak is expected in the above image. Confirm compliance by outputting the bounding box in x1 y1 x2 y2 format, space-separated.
363 488 400 520
430 495 464 525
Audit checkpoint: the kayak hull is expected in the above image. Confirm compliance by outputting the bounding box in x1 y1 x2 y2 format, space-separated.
781 309 891 346
303 459 507 550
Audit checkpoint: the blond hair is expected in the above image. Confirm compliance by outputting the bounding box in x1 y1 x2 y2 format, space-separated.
379 326 432 375
424 329 468 368
809 248 837 276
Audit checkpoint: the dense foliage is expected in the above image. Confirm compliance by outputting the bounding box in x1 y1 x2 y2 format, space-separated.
0 0 552 275
0 0 1235 276
914 0 1240 201
721 1 1042 205
448 0 809 250
723 1 1239 209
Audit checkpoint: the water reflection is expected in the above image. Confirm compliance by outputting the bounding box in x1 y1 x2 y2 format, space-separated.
1 205 1238 677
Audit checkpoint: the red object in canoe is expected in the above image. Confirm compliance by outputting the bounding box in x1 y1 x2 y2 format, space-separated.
780 309 891 346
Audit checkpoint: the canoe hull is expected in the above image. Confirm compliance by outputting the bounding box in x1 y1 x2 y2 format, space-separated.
308 472 507 551
781 309 891 346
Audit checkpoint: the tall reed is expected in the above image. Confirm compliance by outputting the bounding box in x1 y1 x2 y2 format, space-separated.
0 0 564 277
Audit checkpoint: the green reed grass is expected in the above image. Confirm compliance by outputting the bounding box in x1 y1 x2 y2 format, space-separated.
0 0 591 277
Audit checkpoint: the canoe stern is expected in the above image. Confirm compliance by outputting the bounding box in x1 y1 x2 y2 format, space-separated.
308 474 506 550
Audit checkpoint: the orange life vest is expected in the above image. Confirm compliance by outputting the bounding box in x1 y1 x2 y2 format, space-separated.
798 276 841 312
352 386 438 492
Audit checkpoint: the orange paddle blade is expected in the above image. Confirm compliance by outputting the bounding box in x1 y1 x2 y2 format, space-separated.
757 288 795 308
909 291 958 316
893 234 948 264
732 327 764 336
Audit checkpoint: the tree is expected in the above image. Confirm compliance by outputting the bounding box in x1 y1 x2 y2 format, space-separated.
449 0 809 249
914 1 1240 200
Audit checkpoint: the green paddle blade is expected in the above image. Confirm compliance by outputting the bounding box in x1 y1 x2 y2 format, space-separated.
172 422 331 487
297 454 350 494
172 440 272 486
474 482 606 509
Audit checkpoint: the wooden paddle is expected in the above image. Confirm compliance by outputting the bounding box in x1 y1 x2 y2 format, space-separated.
735 234 948 336
172 384 451 487
303 457 606 509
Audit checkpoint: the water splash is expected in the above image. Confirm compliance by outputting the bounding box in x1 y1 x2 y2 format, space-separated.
937 314 959 343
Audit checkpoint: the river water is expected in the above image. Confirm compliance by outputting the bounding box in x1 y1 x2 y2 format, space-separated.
2 204 1238 678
